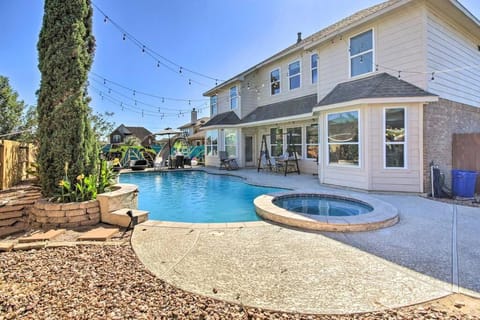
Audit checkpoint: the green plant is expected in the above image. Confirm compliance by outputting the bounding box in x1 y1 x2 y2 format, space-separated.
97 160 116 194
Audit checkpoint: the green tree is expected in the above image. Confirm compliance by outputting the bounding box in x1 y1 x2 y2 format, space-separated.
0 76 25 138
37 0 97 197
90 111 115 144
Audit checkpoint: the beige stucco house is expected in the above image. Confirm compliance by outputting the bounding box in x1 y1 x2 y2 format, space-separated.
202 0 480 193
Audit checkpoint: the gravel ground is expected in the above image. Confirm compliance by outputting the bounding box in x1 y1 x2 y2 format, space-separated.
0 245 479 320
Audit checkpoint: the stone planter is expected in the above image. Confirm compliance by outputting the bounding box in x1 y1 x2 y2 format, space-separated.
31 199 100 229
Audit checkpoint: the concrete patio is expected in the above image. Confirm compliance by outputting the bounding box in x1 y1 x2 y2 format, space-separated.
131 168 480 314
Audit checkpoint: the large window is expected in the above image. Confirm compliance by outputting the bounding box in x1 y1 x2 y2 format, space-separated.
270 68 281 95
327 111 359 166
270 128 283 157
210 95 217 116
350 29 373 77
112 134 121 143
224 129 237 157
206 130 218 156
311 54 318 84
385 108 406 168
286 127 302 157
306 124 319 160
288 60 301 90
230 86 238 109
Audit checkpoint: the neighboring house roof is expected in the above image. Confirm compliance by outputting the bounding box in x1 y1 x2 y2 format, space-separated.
204 0 406 96
203 111 241 127
241 94 318 124
187 131 206 140
316 73 437 107
178 117 210 129
111 124 152 141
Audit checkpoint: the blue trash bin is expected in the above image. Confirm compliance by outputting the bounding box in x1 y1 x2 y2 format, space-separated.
451 169 478 198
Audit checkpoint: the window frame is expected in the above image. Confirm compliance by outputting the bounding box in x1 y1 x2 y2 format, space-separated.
349 29 375 78
112 134 121 143
311 53 319 84
326 109 361 167
286 126 302 159
270 67 281 96
288 59 301 90
306 123 319 160
383 107 407 169
224 128 237 158
269 127 284 157
210 95 217 116
229 86 238 109
205 130 218 157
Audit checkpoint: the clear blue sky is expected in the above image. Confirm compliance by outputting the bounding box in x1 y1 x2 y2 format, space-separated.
1 0 479 133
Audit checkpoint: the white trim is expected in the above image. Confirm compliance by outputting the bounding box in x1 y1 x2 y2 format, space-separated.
325 109 361 168
383 107 407 169
313 96 438 113
305 123 319 160
224 128 238 157
270 67 281 96
288 59 302 90
349 28 375 78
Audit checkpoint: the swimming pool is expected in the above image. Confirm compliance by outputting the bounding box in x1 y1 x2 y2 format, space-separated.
119 171 283 223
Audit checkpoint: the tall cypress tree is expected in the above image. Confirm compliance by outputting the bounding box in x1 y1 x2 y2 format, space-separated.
37 0 97 197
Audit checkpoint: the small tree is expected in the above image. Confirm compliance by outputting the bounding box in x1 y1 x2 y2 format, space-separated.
37 0 97 197
0 75 26 137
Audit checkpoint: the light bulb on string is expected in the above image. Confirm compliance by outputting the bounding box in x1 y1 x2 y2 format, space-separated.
157 61 160 67
104 16 108 23
142 45 145 53
122 33 126 41
179 67 183 74
431 72 435 81
188 79 191 85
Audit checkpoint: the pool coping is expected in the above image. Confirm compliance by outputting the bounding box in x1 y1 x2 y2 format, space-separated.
254 191 399 232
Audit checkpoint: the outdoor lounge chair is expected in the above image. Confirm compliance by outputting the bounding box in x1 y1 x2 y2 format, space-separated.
130 159 148 171
219 151 238 170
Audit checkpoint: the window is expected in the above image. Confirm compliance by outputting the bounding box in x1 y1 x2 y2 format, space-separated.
112 134 121 143
385 108 406 168
270 68 281 95
230 86 238 109
224 129 237 157
286 127 302 158
210 95 217 116
311 54 318 84
327 111 359 166
270 128 283 157
288 60 301 90
350 29 373 77
206 130 218 156
306 124 319 159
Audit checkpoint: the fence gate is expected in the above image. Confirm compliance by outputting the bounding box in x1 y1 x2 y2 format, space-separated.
452 133 480 193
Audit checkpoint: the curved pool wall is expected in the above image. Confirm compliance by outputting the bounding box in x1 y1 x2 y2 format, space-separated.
255 192 399 232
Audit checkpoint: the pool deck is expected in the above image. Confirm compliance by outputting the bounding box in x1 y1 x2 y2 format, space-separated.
131 168 480 314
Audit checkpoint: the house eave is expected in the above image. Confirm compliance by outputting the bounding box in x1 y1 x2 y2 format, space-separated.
313 96 439 113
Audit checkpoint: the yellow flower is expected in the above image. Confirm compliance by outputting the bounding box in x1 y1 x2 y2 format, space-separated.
76 174 85 181
58 180 66 187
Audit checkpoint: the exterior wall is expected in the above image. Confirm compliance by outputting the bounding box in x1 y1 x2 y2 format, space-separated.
423 98 480 193
318 103 424 192
317 1 428 101
212 80 242 118
426 5 480 107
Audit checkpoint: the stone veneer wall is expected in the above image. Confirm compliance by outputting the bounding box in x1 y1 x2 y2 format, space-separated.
31 199 100 229
423 98 480 193
0 186 41 237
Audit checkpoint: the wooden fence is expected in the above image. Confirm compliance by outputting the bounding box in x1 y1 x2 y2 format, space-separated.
0 140 36 190
452 133 480 193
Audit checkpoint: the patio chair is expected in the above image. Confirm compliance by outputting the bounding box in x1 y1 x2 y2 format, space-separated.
219 151 238 170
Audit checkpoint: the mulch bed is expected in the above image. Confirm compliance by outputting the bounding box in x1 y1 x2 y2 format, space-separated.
1 245 478 319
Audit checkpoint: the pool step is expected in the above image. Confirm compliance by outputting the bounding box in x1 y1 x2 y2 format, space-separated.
102 208 149 228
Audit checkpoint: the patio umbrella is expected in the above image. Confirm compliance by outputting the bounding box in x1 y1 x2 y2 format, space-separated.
154 128 183 168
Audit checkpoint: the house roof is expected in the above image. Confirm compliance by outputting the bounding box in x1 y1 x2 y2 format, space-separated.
203 111 241 127
187 130 206 140
204 0 407 96
316 73 436 107
241 94 318 124
177 117 210 129
112 124 152 140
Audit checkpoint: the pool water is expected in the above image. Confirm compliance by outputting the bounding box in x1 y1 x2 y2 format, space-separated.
119 171 283 223
273 195 373 216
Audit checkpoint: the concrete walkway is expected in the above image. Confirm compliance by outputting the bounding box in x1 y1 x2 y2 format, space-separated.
131 168 480 314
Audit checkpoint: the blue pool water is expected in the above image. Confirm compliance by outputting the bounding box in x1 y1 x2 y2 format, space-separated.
273 194 373 216
119 171 283 223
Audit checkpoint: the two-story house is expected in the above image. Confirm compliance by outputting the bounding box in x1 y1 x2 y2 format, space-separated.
202 0 480 193
109 124 153 146
177 108 209 147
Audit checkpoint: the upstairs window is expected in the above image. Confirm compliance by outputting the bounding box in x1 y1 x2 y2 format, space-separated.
230 86 238 109
288 60 301 90
385 108 406 168
311 54 318 84
350 29 373 77
210 95 217 116
112 134 121 143
270 68 281 95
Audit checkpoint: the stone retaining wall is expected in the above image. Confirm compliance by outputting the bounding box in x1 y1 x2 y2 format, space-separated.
0 186 42 237
31 199 100 229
